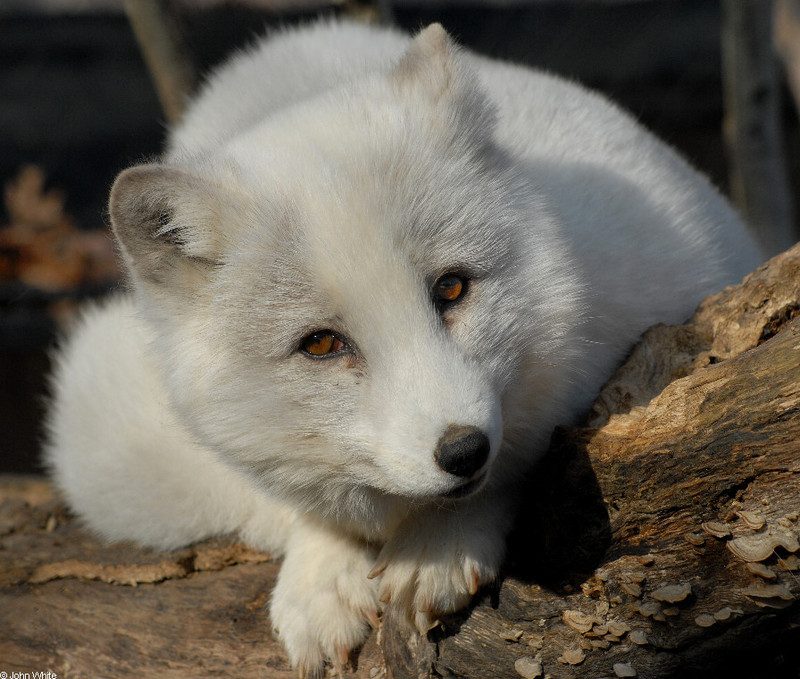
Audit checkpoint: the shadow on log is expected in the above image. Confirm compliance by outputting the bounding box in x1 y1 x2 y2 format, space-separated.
3 244 800 678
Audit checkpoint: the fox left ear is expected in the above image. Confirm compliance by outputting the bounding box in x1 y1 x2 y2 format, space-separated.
109 164 232 292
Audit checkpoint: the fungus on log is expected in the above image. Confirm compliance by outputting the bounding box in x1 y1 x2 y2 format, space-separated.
3 243 800 678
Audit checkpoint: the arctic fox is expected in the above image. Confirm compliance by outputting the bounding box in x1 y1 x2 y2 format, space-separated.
46 19 761 677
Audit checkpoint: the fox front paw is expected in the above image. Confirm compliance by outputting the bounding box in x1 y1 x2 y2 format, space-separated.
271 527 380 678
370 514 504 634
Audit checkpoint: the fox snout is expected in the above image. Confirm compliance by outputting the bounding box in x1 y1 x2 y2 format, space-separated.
434 424 490 478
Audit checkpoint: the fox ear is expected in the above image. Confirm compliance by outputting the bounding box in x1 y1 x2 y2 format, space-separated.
392 23 455 96
392 23 496 138
109 164 229 290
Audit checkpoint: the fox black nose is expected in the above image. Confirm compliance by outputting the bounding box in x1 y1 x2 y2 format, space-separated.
434 425 490 478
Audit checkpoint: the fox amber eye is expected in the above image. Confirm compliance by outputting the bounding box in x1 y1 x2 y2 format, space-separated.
300 331 348 357
435 274 466 305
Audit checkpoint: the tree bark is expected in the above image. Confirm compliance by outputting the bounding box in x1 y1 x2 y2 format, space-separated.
3 244 800 678
123 0 195 125
721 0 796 255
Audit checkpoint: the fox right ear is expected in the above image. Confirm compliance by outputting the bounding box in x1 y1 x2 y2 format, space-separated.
109 164 230 291
392 23 456 100
391 23 496 142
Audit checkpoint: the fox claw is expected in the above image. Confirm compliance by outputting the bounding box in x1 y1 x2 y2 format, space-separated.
335 644 350 668
415 610 442 635
467 565 480 595
364 607 381 629
367 557 388 580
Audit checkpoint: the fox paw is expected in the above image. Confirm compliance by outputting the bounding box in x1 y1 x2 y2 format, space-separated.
271 528 379 678
370 514 504 634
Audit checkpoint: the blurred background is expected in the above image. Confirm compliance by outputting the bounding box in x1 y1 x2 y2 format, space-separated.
2 0 799 475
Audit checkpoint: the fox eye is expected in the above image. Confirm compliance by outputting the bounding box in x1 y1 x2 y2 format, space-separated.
434 274 467 309
300 331 349 357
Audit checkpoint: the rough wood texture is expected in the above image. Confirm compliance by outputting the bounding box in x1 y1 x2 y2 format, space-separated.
0 478 387 678
3 244 800 678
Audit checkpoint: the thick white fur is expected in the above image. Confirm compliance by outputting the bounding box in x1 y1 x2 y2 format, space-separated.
46 19 762 677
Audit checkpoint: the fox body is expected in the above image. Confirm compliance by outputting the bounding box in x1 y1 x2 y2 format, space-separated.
46 20 761 676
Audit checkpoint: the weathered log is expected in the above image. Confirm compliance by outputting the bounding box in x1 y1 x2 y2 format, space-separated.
0 479 386 678
3 243 800 678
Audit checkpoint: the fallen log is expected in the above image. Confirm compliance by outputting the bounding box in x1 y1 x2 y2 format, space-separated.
3 243 800 678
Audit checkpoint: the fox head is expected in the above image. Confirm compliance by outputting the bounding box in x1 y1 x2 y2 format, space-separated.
108 25 583 533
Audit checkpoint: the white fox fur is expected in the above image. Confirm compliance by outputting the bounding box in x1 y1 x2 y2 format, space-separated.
45 19 762 677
